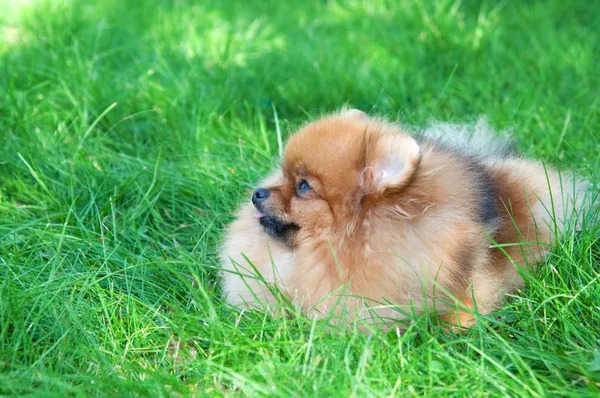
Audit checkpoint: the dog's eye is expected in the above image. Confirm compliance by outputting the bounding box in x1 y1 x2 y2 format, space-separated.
296 179 311 196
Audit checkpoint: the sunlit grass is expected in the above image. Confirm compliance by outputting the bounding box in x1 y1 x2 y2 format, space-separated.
0 0 599 396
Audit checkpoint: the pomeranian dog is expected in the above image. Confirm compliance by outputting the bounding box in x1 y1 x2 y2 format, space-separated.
220 109 589 329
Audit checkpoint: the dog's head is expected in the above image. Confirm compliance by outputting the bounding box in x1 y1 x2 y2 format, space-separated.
252 109 421 246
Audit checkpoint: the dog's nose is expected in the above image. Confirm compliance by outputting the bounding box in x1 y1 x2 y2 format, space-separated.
252 188 270 205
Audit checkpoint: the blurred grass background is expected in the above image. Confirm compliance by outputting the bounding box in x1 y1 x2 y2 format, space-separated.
0 0 599 396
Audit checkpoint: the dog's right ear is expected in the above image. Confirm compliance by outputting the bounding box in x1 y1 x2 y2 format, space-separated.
361 131 421 194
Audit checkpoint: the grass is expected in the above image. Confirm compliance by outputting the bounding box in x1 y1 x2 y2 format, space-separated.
0 0 599 396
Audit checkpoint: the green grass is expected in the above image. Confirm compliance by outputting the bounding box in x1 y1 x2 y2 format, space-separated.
0 0 599 396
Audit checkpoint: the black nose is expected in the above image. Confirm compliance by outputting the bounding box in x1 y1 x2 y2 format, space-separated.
252 188 270 205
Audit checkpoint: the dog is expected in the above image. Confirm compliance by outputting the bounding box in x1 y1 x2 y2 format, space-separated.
219 109 590 329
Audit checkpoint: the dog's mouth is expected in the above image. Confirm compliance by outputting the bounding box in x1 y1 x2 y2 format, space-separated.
254 210 299 244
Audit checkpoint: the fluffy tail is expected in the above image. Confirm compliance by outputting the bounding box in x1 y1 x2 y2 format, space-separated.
416 116 517 159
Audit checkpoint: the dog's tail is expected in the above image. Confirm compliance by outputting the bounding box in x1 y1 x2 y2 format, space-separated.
416 116 517 159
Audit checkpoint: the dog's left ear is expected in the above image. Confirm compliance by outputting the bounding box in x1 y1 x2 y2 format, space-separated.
340 108 367 120
362 132 421 194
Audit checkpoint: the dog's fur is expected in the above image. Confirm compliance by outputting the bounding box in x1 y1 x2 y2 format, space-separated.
219 109 589 328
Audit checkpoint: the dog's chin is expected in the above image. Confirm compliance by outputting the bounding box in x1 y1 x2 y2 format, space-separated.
257 214 299 245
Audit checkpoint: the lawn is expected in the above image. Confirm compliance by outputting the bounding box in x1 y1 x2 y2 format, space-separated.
1 0 599 396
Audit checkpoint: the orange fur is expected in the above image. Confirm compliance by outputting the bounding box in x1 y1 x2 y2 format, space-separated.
219 110 589 329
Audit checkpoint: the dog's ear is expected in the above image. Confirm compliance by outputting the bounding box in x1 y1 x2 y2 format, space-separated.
361 131 421 194
340 108 367 120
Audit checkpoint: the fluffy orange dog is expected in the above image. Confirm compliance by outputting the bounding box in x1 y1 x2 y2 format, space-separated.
220 109 588 328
